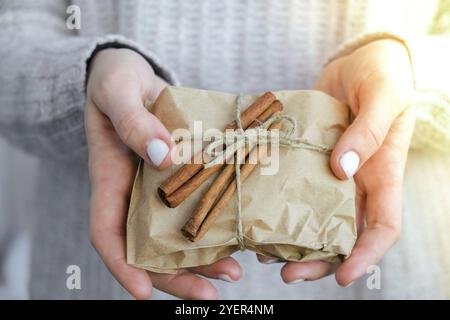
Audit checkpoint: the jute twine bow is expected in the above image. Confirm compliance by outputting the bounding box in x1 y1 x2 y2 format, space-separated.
202 94 332 250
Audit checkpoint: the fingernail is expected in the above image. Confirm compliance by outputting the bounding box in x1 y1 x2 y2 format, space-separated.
345 281 354 288
146 139 169 167
260 258 281 264
339 151 360 178
287 278 304 285
218 274 235 283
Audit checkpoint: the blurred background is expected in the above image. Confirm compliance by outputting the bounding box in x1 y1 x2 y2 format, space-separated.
0 0 450 299
0 138 36 298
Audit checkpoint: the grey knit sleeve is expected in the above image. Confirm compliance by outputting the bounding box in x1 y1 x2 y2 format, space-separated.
0 1 177 158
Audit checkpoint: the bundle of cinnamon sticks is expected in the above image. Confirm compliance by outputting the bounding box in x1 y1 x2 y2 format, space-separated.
158 92 284 241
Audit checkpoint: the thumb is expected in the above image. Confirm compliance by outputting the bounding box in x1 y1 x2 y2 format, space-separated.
108 95 175 170
330 84 399 180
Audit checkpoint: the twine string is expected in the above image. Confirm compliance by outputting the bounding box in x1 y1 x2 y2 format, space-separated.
202 94 332 250
234 95 245 250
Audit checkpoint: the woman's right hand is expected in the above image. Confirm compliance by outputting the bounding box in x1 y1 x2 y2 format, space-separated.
85 48 242 299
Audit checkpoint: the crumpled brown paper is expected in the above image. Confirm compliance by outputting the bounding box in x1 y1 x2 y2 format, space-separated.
127 86 356 273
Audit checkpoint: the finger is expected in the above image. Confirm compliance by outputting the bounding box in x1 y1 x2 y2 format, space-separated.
151 270 218 300
335 224 399 287
87 103 153 300
355 185 366 236
98 81 175 169
91 225 153 300
189 257 242 282
336 108 414 286
335 114 414 286
113 96 175 169
256 254 282 264
280 261 337 284
314 57 348 102
330 79 404 180
336 172 402 287
147 75 170 102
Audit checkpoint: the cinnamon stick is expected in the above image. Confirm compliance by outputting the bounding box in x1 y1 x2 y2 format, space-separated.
158 92 276 205
163 100 283 208
181 108 283 238
181 145 250 239
185 119 284 242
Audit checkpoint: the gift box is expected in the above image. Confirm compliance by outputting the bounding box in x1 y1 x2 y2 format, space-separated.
127 86 356 273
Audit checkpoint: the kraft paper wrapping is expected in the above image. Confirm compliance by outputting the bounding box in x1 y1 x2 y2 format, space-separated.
127 86 356 273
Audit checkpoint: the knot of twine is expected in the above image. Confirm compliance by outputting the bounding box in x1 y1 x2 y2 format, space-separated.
202 94 332 250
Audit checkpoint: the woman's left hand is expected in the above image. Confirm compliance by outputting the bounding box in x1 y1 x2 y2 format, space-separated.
260 39 416 286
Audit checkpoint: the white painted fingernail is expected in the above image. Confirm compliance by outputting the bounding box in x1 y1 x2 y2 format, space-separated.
146 139 169 167
345 281 354 288
339 151 360 178
260 258 280 264
287 278 304 285
218 274 235 283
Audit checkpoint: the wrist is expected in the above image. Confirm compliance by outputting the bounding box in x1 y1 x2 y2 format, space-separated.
371 38 410 59
86 45 153 83
328 32 416 89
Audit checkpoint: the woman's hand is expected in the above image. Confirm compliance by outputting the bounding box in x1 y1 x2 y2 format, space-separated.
85 48 241 299
263 39 416 286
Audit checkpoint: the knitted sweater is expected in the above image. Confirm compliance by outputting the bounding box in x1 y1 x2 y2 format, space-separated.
0 0 449 157
0 0 449 299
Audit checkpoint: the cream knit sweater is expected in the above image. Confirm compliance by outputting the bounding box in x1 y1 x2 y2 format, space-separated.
0 0 449 299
